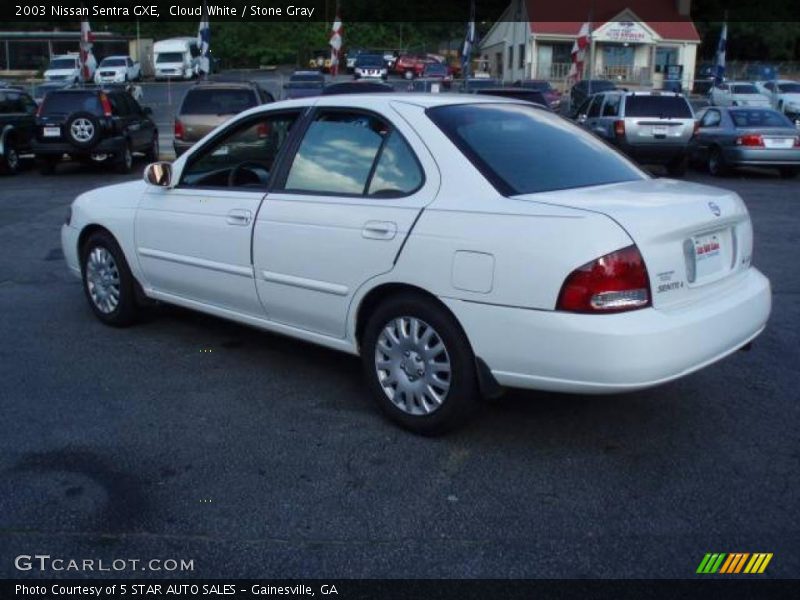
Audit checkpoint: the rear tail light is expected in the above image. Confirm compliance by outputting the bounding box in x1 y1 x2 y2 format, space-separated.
614 119 626 137
736 134 764 147
174 119 184 140
556 245 651 313
99 93 112 117
794 136 800 147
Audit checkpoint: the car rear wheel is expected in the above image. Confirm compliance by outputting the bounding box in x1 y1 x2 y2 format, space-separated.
708 147 728 176
361 293 480 434
1 143 20 174
80 231 138 327
116 142 133 174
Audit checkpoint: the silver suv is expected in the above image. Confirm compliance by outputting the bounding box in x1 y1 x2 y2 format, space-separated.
576 91 695 176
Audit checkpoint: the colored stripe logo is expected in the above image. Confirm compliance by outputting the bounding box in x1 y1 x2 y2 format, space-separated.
697 553 773 574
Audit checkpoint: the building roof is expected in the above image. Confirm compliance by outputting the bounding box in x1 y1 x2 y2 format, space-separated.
526 0 700 42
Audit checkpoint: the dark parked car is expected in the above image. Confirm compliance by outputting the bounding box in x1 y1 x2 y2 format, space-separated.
322 81 394 95
691 106 800 178
474 88 551 109
0 88 37 174
575 91 695 176
32 86 157 174
174 81 273 156
421 62 453 88
569 79 616 110
283 71 325 100
514 79 563 109
459 78 501 92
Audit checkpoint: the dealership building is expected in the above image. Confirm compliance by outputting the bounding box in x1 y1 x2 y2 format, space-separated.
479 0 700 90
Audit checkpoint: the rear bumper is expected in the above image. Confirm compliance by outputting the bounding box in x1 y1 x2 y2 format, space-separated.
32 136 126 158
723 146 800 167
443 267 771 394
617 141 689 163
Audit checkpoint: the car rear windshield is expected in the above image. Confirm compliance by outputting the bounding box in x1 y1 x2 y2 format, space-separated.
730 109 793 128
156 53 184 63
732 84 759 94
48 58 76 69
625 96 692 118
180 89 257 115
40 92 102 115
357 56 383 67
101 58 127 67
428 103 644 195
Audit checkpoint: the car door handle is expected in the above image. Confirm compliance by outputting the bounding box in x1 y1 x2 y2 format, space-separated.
362 221 397 240
226 209 252 226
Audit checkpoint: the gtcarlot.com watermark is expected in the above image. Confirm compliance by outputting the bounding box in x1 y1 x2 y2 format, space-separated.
14 554 195 573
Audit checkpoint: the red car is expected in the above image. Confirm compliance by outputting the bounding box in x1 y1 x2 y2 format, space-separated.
394 54 427 79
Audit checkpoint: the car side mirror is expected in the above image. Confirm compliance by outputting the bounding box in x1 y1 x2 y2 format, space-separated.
144 162 173 187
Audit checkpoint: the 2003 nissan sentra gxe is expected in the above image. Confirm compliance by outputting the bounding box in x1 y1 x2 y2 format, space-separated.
61 94 771 433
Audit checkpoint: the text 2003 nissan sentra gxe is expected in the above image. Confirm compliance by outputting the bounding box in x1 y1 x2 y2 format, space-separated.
61 94 771 433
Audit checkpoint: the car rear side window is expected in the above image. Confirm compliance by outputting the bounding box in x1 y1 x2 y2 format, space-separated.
180 89 257 116
41 92 102 115
624 96 692 118
732 84 759 94
602 94 621 116
284 111 421 197
428 103 644 196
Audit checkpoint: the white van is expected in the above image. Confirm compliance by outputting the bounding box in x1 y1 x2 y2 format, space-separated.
153 38 200 80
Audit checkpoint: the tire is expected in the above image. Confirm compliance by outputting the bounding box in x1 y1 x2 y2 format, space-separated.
404 70 414 80
779 167 798 179
361 292 480 434
80 230 139 327
66 111 101 149
708 146 728 176
666 156 688 177
39 157 58 175
116 141 133 174
144 133 159 162
1 141 21 174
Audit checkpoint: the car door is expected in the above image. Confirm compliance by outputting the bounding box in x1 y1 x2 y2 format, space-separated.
594 93 621 140
253 106 439 338
135 109 303 316
692 108 723 160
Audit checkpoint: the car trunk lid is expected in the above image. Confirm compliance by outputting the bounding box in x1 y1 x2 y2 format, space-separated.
177 114 230 142
514 178 753 309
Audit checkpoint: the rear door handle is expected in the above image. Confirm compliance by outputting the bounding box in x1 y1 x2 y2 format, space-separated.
362 221 397 240
226 209 252 226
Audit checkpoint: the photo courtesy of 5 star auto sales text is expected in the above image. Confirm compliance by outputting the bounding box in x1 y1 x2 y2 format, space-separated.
0 0 798 598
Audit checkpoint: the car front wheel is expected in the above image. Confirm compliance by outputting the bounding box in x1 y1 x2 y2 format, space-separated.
1 142 20 174
80 231 139 326
708 147 728 176
116 142 133 174
361 293 480 434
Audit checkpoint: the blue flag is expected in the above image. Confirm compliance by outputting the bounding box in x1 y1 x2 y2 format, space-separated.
197 0 211 75
714 23 726 85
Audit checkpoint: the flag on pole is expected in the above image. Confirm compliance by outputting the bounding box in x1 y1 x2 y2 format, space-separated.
568 22 590 83
461 0 476 79
329 13 343 77
197 0 211 76
714 23 727 85
79 10 95 83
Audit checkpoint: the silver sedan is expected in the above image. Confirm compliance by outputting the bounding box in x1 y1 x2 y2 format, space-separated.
690 106 800 178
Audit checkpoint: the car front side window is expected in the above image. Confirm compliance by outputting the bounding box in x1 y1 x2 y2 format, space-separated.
179 111 300 189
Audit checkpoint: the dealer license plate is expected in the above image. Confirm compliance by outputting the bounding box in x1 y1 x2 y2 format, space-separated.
692 231 724 279
763 137 793 149
653 125 668 136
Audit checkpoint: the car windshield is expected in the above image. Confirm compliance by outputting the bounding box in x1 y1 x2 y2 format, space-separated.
48 58 76 69
180 89 257 115
778 83 800 93
732 84 760 94
428 103 644 195
40 92 102 115
625 96 692 118
33 84 64 99
101 58 127 67
357 56 383 67
730 109 793 128
156 53 184 64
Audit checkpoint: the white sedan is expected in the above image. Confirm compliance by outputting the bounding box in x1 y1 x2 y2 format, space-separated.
709 81 770 107
756 80 800 120
61 94 771 433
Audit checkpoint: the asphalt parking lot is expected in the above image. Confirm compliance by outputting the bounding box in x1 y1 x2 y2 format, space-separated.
0 157 798 578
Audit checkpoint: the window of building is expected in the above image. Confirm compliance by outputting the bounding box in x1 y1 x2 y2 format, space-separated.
654 47 678 74
518 44 525 69
508 45 514 70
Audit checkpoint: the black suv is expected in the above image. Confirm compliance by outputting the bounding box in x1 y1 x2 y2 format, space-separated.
0 88 37 174
33 86 158 174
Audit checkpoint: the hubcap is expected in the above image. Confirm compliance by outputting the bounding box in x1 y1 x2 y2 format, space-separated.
374 316 451 416
85 247 120 314
70 118 94 142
